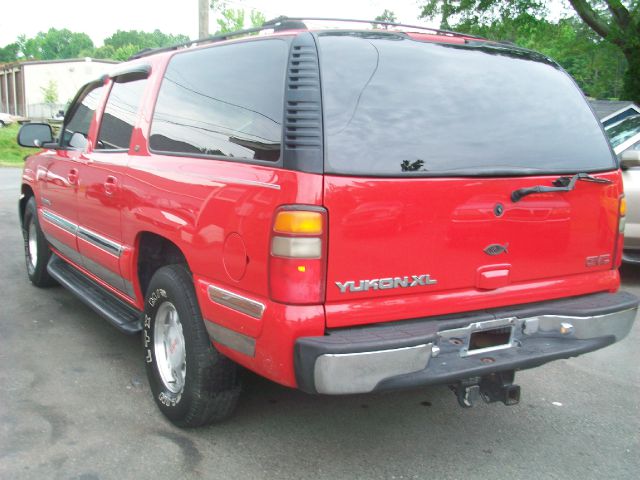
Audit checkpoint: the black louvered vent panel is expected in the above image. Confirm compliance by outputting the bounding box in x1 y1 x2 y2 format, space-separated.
285 101 321 149
282 33 323 173
285 44 321 150
288 45 320 90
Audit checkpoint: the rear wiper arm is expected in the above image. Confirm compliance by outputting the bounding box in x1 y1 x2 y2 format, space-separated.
511 173 613 203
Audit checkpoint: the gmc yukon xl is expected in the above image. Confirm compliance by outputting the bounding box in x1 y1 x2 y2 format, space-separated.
16 17 638 427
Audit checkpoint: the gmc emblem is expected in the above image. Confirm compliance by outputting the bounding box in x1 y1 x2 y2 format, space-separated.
585 254 611 267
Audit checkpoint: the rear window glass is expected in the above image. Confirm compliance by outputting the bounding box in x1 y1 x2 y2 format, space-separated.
150 39 287 162
318 33 616 176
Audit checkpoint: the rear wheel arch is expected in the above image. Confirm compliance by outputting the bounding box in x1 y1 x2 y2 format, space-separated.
19 184 35 226
136 232 189 298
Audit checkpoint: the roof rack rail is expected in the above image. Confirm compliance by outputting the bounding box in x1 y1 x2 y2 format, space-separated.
282 16 485 40
128 19 293 60
128 15 483 61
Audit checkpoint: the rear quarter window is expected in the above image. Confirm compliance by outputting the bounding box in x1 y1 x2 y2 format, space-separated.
149 39 288 162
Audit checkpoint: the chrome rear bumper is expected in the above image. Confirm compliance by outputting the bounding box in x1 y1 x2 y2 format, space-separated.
295 292 638 395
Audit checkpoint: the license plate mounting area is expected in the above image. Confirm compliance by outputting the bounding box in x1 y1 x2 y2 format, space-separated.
438 317 517 358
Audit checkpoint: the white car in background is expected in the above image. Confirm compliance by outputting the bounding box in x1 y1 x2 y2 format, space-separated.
0 112 15 127
605 115 640 264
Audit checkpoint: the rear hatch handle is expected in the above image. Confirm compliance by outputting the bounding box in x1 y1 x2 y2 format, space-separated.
511 172 613 202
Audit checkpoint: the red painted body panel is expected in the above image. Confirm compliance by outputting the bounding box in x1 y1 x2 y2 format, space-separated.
78 150 130 292
322 172 623 328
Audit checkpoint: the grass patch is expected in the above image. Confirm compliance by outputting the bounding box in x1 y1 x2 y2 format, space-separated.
0 123 33 166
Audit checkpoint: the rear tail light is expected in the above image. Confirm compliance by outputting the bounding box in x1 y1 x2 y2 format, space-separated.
269 206 327 304
614 194 626 268
619 195 627 232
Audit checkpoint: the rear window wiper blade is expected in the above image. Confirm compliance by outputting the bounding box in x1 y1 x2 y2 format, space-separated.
511 172 613 203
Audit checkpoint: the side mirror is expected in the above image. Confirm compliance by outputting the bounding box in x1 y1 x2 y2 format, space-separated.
17 123 54 148
620 150 640 170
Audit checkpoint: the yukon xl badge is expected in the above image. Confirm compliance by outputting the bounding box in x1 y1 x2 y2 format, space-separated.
484 243 509 256
335 274 437 294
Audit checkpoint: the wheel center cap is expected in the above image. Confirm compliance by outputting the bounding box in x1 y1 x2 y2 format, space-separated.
169 337 178 355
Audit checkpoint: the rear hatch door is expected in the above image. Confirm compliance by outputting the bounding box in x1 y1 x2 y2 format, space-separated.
317 32 620 327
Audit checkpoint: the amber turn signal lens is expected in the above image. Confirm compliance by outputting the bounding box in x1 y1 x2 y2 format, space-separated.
274 211 323 234
619 196 627 217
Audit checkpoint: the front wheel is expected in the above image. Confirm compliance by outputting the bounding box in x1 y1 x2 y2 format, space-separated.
22 197 56 287
143 265 241 427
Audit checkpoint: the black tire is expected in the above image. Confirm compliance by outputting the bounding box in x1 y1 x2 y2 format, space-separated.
22 197 56 287
143 265 241 427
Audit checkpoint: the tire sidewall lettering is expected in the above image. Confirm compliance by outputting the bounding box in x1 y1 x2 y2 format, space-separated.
144 288 183 409
148 288 167 307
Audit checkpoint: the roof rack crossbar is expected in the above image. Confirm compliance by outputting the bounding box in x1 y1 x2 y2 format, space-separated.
128 15 483 61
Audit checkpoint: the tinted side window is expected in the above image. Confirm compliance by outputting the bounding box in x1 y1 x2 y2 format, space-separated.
150 39 287 161
97 79 147 150
63 85 105 149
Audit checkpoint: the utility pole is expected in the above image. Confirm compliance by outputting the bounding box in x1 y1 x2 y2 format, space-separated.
198 0 209 38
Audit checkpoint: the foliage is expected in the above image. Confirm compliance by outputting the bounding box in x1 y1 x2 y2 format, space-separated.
210 1 266 34
567 1 640 103
15 28 94 60
0 123 34 166
102 29 190 59
216 8 246 33
419 0 637 101
420 0 546 29
250 10 266 28
375 9 398 24
0 43 19 63
41 80 59 106
103 29 189 50
0 28 189 64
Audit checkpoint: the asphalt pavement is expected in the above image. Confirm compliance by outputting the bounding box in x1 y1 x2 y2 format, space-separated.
0 167 638 480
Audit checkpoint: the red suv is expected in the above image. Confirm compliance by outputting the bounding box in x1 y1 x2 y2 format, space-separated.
17 17 638 427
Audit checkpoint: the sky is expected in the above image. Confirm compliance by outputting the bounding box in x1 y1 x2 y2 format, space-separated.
0 0 442 47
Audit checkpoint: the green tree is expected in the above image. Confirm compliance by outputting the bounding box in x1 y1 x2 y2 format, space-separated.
210 1 266 34
1 28 190 63
16 34 42 60
420 0 546 29
15 28 94 60
216 8 245 33
0 43 19 62
103 29 189 51
250 10 266 29
419 0 640 103
41 80 59 117
92 45 116 60
567 1 640 104
374 9 398 28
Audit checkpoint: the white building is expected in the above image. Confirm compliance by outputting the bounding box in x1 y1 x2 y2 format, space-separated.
0 58 118 119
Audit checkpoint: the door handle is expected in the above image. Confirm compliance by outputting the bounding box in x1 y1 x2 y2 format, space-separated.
104 176 118 196
67 168 78 185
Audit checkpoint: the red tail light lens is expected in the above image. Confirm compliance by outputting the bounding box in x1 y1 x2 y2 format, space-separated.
269 206 327 304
